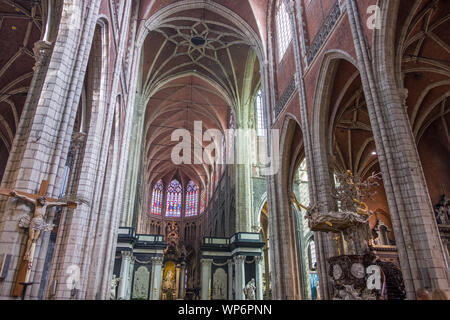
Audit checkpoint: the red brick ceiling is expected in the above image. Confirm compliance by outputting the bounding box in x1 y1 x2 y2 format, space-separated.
141 6 261 193
0 0 42 180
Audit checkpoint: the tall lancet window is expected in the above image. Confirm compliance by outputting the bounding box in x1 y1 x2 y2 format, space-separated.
255 89 265 136
276 0 292 61
151 179 164 215
166 179 182 217
200 189 206 214
185 181 199 217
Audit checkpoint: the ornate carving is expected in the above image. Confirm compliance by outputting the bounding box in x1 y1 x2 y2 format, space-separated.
151 256 163 265
233 255 246 264
397 88 409 108
244 278 256 300
32 40 53 71
110 274 121 300
302 171 381 243
132 266 150 300
434 194 449 225
274 77 296 118
306 1 342 64
212 268 227 300
328 253 406 300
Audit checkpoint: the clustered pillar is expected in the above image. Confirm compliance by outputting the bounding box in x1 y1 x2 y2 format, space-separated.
234 255 246 300
117 251 132 300
200 259 213 300
150 256 163 300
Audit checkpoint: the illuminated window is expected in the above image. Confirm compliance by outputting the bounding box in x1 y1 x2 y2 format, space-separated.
150 180 164 215
276 0 292 61
309 240 317 271
185 181 199 217
166 180 182 217
200 189 206 214
255 89 265 136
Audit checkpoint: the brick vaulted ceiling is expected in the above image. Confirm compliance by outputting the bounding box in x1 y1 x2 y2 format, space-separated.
0 0 42 179
141 6 261 192
395 0 450 146
395 0 450 203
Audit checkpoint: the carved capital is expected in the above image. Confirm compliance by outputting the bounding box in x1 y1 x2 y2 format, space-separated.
151 256 163 265
233 255 246 264
254 256 263 264
121 251 133 260
32 40 53 71
397 88 409 108
200 258 213 266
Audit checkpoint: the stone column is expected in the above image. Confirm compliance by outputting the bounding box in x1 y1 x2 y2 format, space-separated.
345 0 450 297
263 246 271 298
255 256 263 300
117 251 132 300
150 256 163 300
200 259 213 300
286 0 337 300
227 259 233 300
234 255 246 300
175 264 181 300
126 256 135 300
179 261 186 300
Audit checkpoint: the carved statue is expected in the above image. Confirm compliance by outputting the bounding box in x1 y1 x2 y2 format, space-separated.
213 278 225 299
334 284 377 300
212 268 227 300
164 270 175 290
307 171 380 233
166 221 179 248
110 275 121 300
434 195 449 225
0 180 85 296
244 278 256 300
338 170 380 217
335 284 363 300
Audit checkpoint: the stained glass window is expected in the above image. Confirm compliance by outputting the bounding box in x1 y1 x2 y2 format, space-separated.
166 179 182 217
185 181 199 217
255 89 265 136
200 189 206 214
151 179 164 215
276 0 292 61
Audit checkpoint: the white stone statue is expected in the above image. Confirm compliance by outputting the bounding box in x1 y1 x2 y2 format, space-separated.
244 278 256 300
110 275 121 300
212 268 227 300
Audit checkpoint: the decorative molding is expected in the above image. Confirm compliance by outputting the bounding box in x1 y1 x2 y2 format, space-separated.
306 1 342 64
275 76 296 118
151 256 163 265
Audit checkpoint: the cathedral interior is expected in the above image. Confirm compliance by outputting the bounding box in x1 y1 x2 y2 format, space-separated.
0 0 448 301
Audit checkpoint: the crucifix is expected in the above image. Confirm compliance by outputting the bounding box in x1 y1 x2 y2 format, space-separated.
0 180 77 297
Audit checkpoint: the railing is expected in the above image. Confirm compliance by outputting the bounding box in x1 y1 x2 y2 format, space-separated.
203 232 262 246
306 1 343 64
136 234 165 243
274 76 296 119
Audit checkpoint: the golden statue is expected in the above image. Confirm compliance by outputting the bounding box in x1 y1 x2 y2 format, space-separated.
290 192 309 211
345 170 370 217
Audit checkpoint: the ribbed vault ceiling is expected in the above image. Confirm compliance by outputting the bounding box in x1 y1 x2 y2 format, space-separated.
0 0 42 178
141 7 261 194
